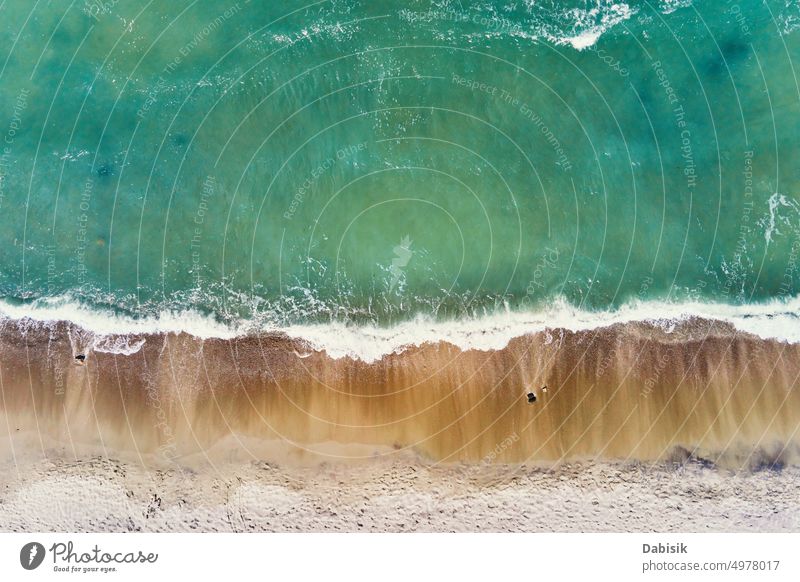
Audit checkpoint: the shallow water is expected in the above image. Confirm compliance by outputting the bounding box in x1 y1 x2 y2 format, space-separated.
0 0 799 325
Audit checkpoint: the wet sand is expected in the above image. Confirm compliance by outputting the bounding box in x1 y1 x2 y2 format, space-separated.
2 316 800 466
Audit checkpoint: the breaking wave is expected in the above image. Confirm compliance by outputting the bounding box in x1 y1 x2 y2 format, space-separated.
1 294 800 361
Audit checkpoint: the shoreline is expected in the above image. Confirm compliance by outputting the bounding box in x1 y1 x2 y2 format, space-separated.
1 294 800 362
1 313 798 467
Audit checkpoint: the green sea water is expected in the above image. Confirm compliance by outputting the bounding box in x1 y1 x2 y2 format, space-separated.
1 0 799 326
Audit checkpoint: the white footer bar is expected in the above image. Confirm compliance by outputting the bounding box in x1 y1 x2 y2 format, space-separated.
1 533 796 581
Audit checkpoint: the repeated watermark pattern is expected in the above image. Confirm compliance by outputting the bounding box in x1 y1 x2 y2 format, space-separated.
0 0 798 538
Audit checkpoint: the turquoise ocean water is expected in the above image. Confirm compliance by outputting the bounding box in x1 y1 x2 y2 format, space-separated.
1 0 799 328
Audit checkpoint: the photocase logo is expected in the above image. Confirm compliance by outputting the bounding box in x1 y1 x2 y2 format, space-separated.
389 235 413 291
20 542 46 570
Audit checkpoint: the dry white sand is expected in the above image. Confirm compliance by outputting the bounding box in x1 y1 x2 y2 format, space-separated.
1 455 798 532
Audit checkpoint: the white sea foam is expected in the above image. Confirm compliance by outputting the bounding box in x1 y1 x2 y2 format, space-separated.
285 297 800 361
0 297 239 340
555 3 635 51
1 295 799 362
400 1 682 51
552 0 696 50
92 335 147 356
659 0 694 15
763 192 799 246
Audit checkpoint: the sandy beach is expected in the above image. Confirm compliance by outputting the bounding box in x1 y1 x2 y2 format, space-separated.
2 314 798 533
1 453 797 533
